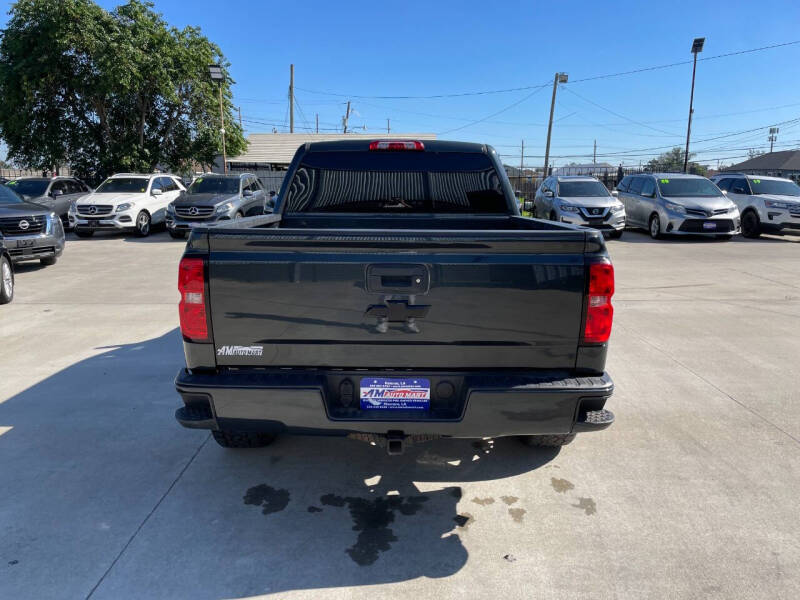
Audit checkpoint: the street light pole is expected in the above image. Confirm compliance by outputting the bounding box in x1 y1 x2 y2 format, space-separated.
208 64 227 174
543 72 567 180
683 37 705 173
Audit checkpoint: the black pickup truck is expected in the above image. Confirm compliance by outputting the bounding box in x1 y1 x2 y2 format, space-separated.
174 140 615 454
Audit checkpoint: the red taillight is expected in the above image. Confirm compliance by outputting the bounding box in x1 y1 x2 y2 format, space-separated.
178 257 209 342
368 140 425 151
582 261 614 344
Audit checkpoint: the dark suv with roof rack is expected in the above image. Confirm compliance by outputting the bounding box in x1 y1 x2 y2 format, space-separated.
0 183 65 266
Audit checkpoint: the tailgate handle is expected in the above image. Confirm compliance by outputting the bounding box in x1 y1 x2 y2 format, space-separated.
366 264 429 294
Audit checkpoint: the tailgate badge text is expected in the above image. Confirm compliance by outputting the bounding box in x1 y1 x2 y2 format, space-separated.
216 345 264 357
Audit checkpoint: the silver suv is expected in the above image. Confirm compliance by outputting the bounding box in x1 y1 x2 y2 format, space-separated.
710 174 800 238
166 173 266 239
533 175 625 238
616 173 739 240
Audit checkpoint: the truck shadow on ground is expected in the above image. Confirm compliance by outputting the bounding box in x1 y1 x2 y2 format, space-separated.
0 329 560 599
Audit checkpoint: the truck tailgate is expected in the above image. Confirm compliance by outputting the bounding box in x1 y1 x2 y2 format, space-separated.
206 228 588 369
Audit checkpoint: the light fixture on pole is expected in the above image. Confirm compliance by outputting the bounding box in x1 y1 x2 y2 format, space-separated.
683 37 705 173
543 72 568 180
208 64 227 174
768 127 779 153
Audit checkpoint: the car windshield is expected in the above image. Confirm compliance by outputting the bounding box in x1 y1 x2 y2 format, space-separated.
6 179 49 197
187 177 240 195
749 178 800 197
558 181 609 197
95 178 149 193
0 184 24 204
657 177 722 198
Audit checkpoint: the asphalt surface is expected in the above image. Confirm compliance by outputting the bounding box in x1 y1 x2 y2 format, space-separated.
1 228 798 599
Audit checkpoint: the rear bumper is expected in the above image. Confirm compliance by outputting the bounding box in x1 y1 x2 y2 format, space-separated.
174 368 614 438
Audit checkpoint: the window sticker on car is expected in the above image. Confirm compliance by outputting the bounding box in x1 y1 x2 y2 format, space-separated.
752 179 761 184
660 179 669 183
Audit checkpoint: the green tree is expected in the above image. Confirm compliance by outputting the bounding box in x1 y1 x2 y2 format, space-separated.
0 0 246 178
645 147 707 176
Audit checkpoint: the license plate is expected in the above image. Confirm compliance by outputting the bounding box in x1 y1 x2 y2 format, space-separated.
703 222 717 230
15 239 34 248
360 377 430 410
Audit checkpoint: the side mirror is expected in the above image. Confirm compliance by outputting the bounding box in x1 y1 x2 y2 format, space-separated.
611 190 619 197
151 187 163 196
51 189 64 197
243 189 253 197
721 189 728 195
544 190 554 198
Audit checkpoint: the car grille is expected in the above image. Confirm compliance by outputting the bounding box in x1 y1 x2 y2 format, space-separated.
789 205 800 217
579 207 610 219
9 246 54 258
77 204 114 216
0 215 45 236
685 208 729 218
175 206 215 218
679 219 734 233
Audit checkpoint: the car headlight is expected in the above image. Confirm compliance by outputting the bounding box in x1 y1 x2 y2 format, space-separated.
765 200 789 209
45 212 57 234
166 202 175 214
611 203 625 213
215 201 234 214
559 203 580 213
664 202 686 215
116 202 134 213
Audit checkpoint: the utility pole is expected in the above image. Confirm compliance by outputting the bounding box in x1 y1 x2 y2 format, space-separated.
543 72 568 179
315 113 319 134
289 64 294 133
683 37 705 173
238 106 242 129
769 127 779 152
343 100 351 133
520 140 524 189
387 118 390 134
593 139 597 164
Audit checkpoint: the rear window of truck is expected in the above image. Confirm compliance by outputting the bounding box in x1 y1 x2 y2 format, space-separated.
283 151 507 213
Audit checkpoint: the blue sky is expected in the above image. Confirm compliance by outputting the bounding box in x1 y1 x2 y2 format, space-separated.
3 0 800 168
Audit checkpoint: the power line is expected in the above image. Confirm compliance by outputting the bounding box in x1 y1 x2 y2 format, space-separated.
295 40 800 100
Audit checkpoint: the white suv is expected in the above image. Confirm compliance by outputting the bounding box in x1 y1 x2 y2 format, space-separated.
711 174 800 238
70 173 185 237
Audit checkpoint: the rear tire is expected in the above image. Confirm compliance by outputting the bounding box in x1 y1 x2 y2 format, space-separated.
0 256 13 304
168 229 186 239
741 210 761 238
40 256 57 266
74 228 94 238
649 214 662 239
212 430 276 448
519 434 576 447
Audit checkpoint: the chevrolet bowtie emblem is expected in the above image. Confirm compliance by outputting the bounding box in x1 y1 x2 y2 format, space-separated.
365 301 430 322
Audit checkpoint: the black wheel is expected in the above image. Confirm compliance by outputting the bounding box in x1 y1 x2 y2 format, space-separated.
74 228 94 238
168 229 186 239
0 255 13 304
549 210 557 222
741 210 761 238
519 434 576 447
608 229 623 239
40 256 57 266
212 430 276 448
649 213 662 239
134 210 151 237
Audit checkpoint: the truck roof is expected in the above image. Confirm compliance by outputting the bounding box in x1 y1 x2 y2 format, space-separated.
301 139 488 154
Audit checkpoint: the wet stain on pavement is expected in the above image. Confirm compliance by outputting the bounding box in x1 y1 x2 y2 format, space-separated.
551 477 574 494
500 495 518 505
243 484 291 515
320 493 429 566
508 508 526 523
307 506 322 513
573 497 597 515
471 497 495 506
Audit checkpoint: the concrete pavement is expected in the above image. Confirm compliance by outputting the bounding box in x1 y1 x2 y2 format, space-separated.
1 229 798 599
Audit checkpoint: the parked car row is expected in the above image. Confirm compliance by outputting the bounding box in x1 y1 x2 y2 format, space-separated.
532 172 800 241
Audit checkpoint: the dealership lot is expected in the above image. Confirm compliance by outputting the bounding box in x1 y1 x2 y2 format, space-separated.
1 230 799 599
